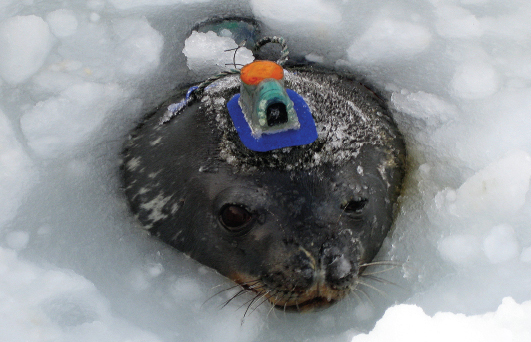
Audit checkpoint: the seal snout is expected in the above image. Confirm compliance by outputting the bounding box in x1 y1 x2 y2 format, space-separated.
253 239 362 311
261 248 316 292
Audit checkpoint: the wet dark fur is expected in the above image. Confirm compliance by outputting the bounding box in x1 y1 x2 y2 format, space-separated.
121 66 406 311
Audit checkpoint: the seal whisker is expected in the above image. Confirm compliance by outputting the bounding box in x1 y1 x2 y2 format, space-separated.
266 299 277 318
362 274 402 289
359 260 404 267
355 287 375 308
361 265 398 276
202 281 253 307
248 291 273 316
209 283 226 291
246 281 265 290
242 291 267 323
221 289 249 309
349 288 363 305
204 279 263 309
202 285 239 307
356 280 389 299
237 290 263 312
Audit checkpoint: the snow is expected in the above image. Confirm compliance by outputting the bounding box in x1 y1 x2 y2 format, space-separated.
450 150 531 218
0 15 54 84
251 0 342 25
46 9 78 38
5 230 30 250
20 82 130 158
346 19 432 64
0 248 163 342
352 298 531 342
451 61 500 99
483 224 520 264
108 0 211 10
1 0 531 341
183 31 254 76
113 18 164 75
0 109 36 227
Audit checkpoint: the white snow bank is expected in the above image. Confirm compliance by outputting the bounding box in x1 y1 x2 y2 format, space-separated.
352 297 531 342
450 150 531 218
483 224 520 264
0 15 54 84
20 82 129 158
347 18 431 64
183 31 254 76
113 18 164 75
435 4 483 39
392 90 458 124
46 9 78 38
108 0 211 10
451 61 500 99
251 0 342 25
0 110 36 227
0 248 162 342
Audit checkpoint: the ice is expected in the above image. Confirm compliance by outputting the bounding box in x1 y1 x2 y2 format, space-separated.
451 61 500 99
183 31 254 76
435 5 483 38
352 297 531 342
0 248 162 342
89 12 101 22
2 0 531 341
0 15 54 84
20 82 129 158
0 109 37 227
392 90 457 124
521 247 531 263
438 234 480 265
347 19 432 64
483 224 520 264
86 0 105 11
109 0 211 10
46 9 78 38
5 230 30 250
451 150 531 218
305 53 324 64
251 0 342 25
114 18 164 75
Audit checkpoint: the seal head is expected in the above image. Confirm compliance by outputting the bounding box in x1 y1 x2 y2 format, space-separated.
121 68 406 311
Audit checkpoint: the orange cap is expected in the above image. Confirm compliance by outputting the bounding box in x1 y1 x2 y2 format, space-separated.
240 60 284 86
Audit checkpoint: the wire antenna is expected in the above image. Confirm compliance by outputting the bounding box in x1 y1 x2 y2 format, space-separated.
160 36 290 125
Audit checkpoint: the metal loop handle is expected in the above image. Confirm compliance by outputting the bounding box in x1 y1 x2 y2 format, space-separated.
254 36 289 66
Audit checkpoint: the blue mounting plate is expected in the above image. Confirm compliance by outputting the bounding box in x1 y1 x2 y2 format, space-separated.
226 89 318 152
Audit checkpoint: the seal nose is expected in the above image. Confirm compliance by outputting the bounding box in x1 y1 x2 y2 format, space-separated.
321 246 358 289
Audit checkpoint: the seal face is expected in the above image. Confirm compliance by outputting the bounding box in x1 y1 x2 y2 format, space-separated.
121 68 406 311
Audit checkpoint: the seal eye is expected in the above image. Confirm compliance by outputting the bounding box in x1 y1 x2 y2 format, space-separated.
219 204 253 231
341 198 368 216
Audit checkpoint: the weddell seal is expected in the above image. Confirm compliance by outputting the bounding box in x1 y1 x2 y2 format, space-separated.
121 32 406 312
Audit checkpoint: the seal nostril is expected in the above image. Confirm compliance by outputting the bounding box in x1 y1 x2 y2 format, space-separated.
328 255 351 280
298 266 314 282
321 246 357 288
